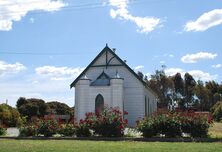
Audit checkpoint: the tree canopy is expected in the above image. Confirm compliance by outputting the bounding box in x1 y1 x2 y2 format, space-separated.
46 101 73 115
144 68 222 111
16 97 73 120
0 103 22 127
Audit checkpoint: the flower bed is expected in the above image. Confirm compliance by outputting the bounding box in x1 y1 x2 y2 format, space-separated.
18 107 128 138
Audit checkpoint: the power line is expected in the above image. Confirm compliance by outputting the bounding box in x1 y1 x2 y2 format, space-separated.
0 0 173 16
0 0 136 7
0 0 140 15
0 51 97 56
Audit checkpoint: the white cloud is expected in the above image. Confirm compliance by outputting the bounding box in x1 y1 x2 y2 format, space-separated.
134 65 144 70
188 70 218 81
165 68 184 76
0 0 67 31
184 9 222 32
0 77 74 107
145 72 151 80
35 65 84 80
0 60 26 75
0 65 84 107
109 0 162 33
212 64 222 68
181 52 217 63
165 67 218 81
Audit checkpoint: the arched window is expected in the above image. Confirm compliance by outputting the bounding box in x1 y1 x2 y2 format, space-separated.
95 94 104 114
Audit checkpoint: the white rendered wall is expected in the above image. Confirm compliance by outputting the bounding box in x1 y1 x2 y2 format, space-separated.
74 50 157 126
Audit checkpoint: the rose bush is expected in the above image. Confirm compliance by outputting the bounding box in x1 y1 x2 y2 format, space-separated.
37 115 58 137
75 119 92 137
19 125 38 137
137 117 157 138
74 107 128 137
83 107 128 137
180 112 211 137
137 111 211 138
58 123 76 137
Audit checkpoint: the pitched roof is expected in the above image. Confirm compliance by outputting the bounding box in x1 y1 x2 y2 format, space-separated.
90 71 111 86
70 45 157 97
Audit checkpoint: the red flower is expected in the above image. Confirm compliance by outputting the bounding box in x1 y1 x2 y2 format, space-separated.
80 119 84 124
119 125 124 129
124 119 128 124
124 111 128 115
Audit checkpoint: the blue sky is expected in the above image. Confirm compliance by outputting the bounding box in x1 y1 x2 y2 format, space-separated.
0 0 222 107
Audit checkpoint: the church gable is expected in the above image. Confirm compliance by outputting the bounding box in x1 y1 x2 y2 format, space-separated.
70 45 153 95
91 47 122 67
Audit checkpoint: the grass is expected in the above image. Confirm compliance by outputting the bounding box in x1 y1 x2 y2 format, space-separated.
209 122 222 138
0 140 222 152
0 123 221 152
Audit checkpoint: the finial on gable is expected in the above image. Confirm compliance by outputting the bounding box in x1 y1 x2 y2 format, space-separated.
106 43 108 47
115 70 120 78
83 74 88 79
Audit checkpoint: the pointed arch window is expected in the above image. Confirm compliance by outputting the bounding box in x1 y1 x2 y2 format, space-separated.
95 94 104 114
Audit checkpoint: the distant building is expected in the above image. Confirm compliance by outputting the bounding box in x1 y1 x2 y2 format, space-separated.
70 45 157 126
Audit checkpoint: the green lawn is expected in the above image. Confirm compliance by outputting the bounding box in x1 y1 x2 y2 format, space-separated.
0 140 222 152
209 122 222 138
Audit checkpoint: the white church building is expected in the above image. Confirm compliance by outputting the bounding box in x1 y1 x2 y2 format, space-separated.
70 45 157 126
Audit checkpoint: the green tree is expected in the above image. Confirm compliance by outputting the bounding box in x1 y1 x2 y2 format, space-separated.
194 80 210 111
184 73 196 109
211 101 222 122
47 101 72 115
17 98 48 119
0 104 22 127
137 71 145 80
16 97 28 109
172 73 185 107
148 69 173 108
206 81 221 108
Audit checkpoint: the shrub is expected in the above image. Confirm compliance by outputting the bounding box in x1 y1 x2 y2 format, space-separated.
211 101 222 122
84 107 128 137
37 116 58 137
180 112 211 138
137 117 157 138
189 115 209 138
137 111 211 138
0 125 6 136
19 125 38 137
58 124 76 137
155 113 182 138
138 113 181 138
75 120 91 137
